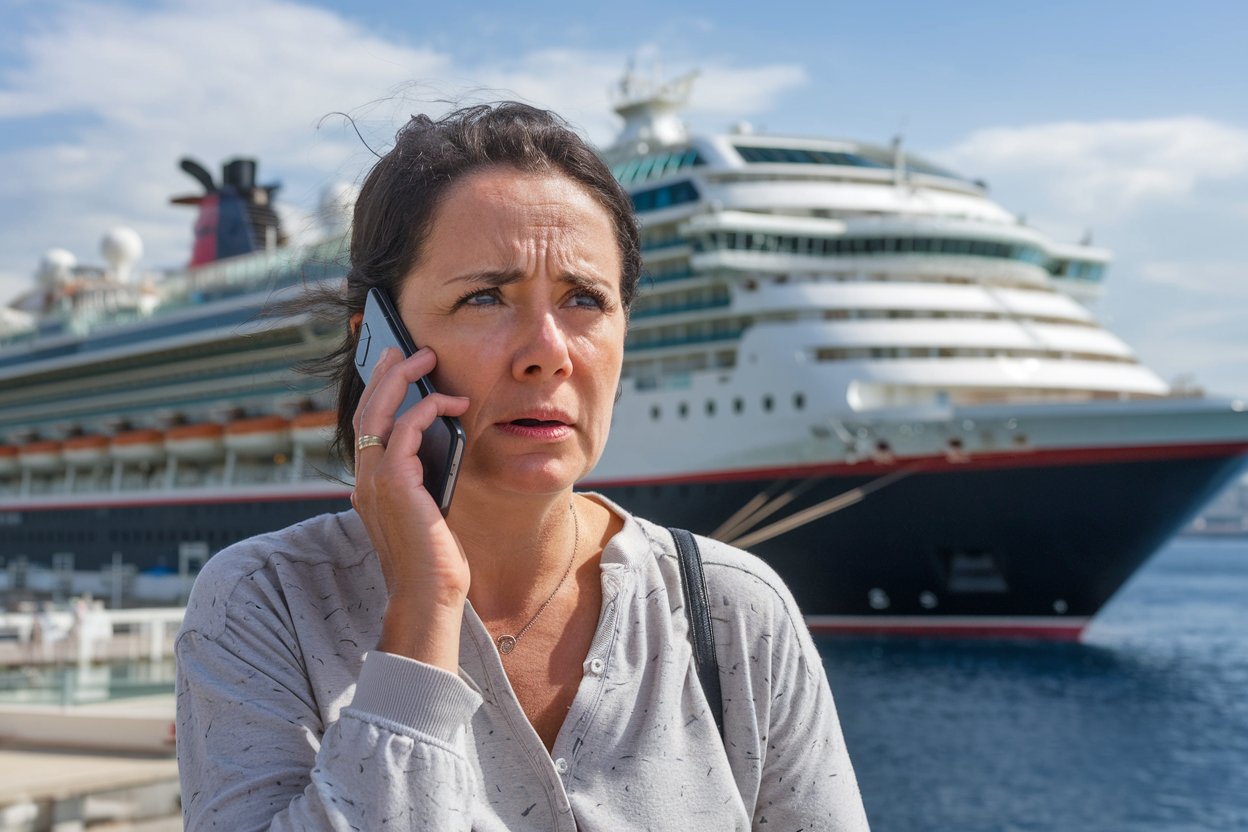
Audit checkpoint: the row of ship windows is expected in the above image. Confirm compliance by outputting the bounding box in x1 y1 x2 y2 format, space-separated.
4 354 300 416
611 148 705 186
0 526 237 549
695 232 1052 267
631 180 700 213
640 229 1107 281
630 285 731 318
624 350 737 381
635 262 1083 297
0 527 229 546
626 318 748 350
648 392 807 421
812 347 1136 364
733 145 963 180
629 289 1094 329
1 320 303 395
0 501 334 548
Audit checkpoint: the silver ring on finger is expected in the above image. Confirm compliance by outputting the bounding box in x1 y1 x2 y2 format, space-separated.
357 434 386 451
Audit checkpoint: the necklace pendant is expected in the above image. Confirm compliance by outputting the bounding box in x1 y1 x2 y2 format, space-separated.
497 635 517 654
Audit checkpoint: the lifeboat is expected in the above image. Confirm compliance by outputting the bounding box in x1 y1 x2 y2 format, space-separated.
0 445 18 477
63 435 110 466
111 428 166 463
225 415 291 456
165 423 225 461
18 440 63 472
292 410 336 451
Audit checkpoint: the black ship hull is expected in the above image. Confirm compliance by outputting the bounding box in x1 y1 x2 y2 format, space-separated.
590 441 1248 639
3 442 1244 638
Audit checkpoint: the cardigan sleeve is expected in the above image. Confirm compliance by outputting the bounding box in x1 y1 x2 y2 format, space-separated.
175 572 483 831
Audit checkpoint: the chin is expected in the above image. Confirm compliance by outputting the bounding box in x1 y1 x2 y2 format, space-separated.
464 457 588 499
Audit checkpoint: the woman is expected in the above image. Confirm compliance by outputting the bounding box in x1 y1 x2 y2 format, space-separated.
175 103 869 831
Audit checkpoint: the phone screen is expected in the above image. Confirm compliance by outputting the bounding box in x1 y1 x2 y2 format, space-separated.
354 287 465 515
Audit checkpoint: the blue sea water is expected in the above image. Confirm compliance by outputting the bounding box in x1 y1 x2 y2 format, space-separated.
820 537 1248 832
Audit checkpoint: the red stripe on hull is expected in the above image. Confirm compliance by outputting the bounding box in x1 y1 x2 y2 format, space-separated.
1 488 351 513
585 440 1248 489
807 618 1088 642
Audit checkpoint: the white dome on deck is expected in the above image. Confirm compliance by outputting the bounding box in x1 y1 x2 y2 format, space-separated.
101 227 143 283
37 249 77 288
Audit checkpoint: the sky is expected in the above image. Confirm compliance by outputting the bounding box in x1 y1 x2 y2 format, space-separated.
1 0 1246 395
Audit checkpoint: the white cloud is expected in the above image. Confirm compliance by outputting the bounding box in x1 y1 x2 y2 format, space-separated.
1138 261 1248 297
940 117 1248 220
931 116 1248 396
0 0 806 300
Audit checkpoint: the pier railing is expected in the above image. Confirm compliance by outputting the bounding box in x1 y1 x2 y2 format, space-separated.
0 606 184 671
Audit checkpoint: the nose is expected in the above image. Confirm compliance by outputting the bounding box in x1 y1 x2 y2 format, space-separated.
511 309 574 380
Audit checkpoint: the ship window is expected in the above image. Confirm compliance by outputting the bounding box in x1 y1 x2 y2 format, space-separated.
631 180 700 213
705 400 716 416
678 403 689 418
762 395 774 412
794 393 806 410
734 397 744 414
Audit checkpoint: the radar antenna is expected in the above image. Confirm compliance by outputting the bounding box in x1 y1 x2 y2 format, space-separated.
608 65 699 153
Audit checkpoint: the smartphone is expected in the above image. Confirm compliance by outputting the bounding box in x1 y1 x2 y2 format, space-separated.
354 287 465 515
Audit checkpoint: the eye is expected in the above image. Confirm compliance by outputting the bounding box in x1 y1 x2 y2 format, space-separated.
454 288 501 309
568 287 612 310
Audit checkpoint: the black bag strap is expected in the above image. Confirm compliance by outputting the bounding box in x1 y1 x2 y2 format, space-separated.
670 527 724 738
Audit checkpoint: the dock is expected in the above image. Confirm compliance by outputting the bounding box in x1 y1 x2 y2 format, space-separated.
0 608 185 830
0 695 179 831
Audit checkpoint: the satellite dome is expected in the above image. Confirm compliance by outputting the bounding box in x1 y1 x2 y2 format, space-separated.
100 227 143 282
318 182 359 236
37 249 77 287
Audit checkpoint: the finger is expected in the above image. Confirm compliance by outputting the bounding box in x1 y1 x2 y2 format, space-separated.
357 347 438 440
385 392 471 461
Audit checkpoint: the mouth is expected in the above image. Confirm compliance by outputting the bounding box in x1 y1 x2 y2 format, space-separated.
496 411 575 441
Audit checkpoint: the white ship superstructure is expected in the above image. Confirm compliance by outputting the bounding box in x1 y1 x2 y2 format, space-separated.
595 71 1169 483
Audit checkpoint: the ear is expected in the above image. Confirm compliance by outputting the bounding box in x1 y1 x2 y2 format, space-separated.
349 311 363 337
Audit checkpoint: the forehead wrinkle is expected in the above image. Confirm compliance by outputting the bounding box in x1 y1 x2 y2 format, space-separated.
446 268 525 287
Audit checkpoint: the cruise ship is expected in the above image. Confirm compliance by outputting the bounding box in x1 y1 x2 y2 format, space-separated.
2 74 1245 638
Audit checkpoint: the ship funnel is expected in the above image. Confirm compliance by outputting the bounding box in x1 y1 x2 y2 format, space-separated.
171 157 286 266
223 159 257 192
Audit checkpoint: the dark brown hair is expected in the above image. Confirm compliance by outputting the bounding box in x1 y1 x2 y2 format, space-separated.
309 102 640 470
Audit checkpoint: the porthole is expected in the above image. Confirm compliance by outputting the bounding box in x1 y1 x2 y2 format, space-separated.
705 400 716 416
678 403 689 419
762 395 774 413
650 405 661 421
794 393 806 410
733 397 744 414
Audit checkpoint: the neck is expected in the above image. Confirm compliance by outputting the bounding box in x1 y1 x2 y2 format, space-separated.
448 482 580 619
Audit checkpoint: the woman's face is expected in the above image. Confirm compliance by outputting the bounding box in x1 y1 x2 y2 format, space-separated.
394 166 627 500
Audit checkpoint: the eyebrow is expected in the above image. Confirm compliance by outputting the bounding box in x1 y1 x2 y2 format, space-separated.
447 269 609 291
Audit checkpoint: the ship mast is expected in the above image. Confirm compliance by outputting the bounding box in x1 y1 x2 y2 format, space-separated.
607 66 698 155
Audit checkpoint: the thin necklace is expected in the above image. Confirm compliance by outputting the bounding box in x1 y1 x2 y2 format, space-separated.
495 499 579 655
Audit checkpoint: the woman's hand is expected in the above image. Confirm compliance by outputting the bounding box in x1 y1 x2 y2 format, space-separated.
352 346 472 672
